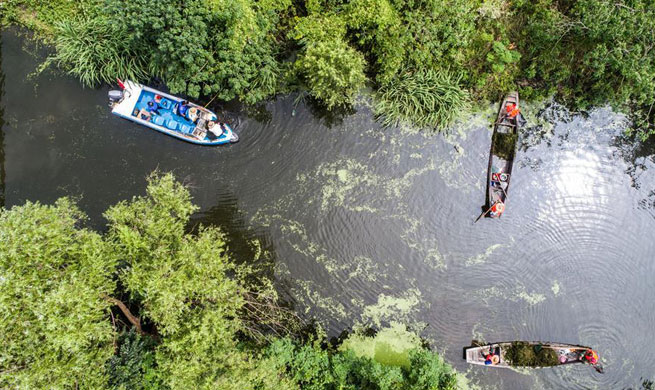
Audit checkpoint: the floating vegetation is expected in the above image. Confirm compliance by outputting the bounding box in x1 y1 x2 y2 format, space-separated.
551 280 561 296
479 284 546 306
466 243 504 266
362 289 422 328
293 279 348 319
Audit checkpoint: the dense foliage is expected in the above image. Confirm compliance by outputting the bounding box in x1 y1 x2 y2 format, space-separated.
0 173 467 389
0 198 116 389
4 0 655 134
267 324 461 390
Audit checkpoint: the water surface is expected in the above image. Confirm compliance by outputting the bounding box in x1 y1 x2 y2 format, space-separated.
3 29 655 389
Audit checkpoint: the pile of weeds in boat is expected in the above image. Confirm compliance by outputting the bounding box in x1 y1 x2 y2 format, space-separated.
505 342 559 367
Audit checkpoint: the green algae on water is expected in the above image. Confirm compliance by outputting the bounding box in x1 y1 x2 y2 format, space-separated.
466 243 503 266
362 289 422 328
551 280 561 296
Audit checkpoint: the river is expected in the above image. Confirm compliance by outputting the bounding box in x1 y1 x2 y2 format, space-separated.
2 28 655 390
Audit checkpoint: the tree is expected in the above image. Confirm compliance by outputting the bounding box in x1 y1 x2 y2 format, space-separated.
0 198 116 389
0 173 297 389
104 173 277 389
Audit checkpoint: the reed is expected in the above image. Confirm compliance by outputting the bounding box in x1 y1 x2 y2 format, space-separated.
50 18 148 87
375 69 470 130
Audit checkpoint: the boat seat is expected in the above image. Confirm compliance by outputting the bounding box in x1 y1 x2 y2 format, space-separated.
192 127 207 139
160 98 173 110
179 123 194 134
152 116 166 126
165 120 179 131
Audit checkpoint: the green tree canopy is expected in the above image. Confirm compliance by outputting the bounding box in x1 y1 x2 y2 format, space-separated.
0 173 291 389
0 198 116 389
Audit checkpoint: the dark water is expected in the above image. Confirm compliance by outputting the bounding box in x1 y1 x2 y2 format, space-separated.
3 29 655 390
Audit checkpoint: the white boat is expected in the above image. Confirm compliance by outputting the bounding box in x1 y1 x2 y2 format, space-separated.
108 80 238 145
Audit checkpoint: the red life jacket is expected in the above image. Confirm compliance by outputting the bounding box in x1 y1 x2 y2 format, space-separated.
585 350 598 364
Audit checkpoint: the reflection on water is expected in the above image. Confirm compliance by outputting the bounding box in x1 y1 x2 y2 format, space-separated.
3 28 655 389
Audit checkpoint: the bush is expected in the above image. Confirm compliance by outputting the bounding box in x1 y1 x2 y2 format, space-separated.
267 325 463 390
296 39 367 109
107 331 166 390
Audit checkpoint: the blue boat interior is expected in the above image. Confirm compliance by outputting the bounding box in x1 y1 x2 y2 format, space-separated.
132 90 201 136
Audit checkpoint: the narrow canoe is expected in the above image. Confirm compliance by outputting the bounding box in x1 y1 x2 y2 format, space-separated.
463 341 602 372
483 92 520 218
108 80 238 146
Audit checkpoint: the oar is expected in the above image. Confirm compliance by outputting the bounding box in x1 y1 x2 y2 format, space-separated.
474 206 493 223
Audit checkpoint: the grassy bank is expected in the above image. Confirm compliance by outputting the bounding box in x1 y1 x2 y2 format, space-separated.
3 0 655 137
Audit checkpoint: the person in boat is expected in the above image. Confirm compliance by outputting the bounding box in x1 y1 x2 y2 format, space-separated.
501 102 527 126
147 100 161 116
582 349 599 365
187 107 199 123
489 201 505 217
206 121 223 138
177 100 190 117
484 349 499 365
505 103 520 119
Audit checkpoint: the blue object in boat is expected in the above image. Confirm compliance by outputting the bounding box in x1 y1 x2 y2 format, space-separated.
160 98 172 110
152 116 165 126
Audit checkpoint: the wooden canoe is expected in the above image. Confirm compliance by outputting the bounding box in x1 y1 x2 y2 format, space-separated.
482 92 520 218
463 341 602 371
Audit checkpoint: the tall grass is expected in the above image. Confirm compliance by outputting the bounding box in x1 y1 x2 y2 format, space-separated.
375 69 470 130
50 17 148 86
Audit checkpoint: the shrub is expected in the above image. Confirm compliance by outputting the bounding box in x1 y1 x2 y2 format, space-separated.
107 331 166 390
296 39 367 109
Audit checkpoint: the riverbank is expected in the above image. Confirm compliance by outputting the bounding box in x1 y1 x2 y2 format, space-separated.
3 0 654 137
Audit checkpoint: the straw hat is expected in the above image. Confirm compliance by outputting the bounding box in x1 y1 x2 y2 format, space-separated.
491 355 500 365
189 107 198 116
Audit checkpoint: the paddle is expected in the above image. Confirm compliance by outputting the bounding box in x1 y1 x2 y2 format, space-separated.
474 207 492 223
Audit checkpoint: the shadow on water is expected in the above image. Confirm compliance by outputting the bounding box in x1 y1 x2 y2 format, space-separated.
188 191 295 304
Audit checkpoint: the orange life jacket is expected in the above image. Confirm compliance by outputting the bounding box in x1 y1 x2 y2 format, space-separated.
506 103 520 118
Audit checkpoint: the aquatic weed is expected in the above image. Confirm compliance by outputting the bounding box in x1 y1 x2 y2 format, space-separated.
375 69 471 131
